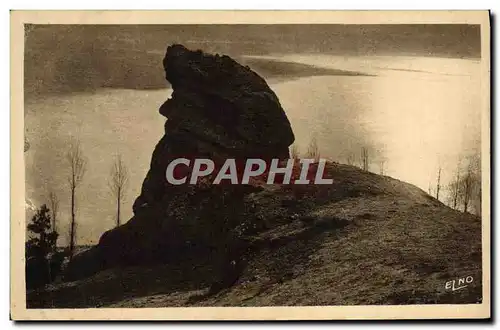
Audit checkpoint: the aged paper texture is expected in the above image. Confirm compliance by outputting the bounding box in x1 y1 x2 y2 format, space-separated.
11 10 490 320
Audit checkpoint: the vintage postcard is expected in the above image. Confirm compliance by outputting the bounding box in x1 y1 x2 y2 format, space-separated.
10 10 490 320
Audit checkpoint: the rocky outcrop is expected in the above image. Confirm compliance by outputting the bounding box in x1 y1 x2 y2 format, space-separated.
133 44 294 213
65 44 295 285
29 162 482 308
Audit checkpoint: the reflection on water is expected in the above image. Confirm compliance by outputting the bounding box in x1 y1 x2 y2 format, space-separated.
269 54 481 197
24 55 482 244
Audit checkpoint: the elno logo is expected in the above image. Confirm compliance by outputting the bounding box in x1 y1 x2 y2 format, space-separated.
445 276 474 292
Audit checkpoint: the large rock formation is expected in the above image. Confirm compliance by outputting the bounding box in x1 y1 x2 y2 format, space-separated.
65 44 295 285
29 162 482 307
133 44 294 213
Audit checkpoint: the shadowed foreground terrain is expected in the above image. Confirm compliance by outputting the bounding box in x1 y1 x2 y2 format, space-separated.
27 162 482 308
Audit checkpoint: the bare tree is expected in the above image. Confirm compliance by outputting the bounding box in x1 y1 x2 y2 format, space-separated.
24 135 30 152
361 147 369 171
448 164 461 209
448 156 481 214
346 153 355 166
461 160 475 213
109 154 129 227
435 166 442 201
306 137 320 161
66 139 87 259
48 190 59 233
379 160 385 175
473 176 482 216
289 144 300 160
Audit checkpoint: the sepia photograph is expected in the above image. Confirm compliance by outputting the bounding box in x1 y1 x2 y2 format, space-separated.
10 10 490 320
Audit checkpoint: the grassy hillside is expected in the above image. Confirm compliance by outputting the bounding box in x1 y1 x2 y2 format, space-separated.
27 162 482 308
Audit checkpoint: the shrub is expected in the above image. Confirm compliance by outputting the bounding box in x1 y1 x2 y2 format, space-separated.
25 204 63 290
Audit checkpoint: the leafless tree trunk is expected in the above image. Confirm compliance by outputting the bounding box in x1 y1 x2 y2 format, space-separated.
66 139 87 260
474 180 482 216
435 167 442 200
471 157 481 215
306 137 320 162
448 156 480 214
289 144 300 160
462 162 474 213
109 154 129 227
24 136 30 152
48 190 59 233
361 147 369 171
447 164 462 209
345 152 354 166
379 160 385 175
452 169 461 209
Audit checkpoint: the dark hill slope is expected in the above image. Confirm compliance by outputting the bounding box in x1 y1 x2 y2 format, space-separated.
27 163 482 308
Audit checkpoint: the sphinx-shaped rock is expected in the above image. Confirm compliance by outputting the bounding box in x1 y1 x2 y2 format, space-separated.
133 44 294 212
65 45 295 282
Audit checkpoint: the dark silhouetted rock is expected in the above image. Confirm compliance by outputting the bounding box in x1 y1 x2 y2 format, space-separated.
65 44 295 282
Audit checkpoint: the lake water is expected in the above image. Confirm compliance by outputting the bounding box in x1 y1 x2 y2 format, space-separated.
25 54 482 245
